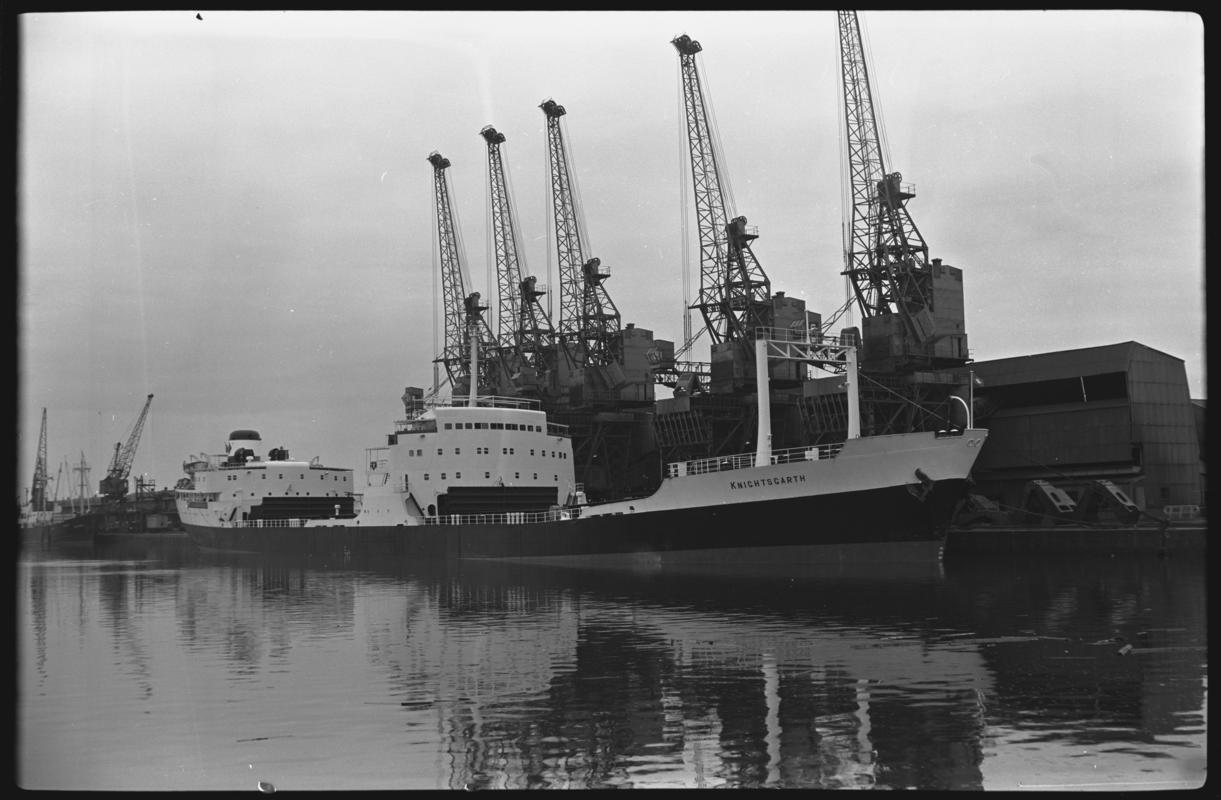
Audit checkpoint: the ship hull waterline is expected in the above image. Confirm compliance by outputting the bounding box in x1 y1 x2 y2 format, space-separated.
182 478 968 566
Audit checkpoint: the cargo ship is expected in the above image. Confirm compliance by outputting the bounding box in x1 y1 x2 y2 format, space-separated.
176 330 988 566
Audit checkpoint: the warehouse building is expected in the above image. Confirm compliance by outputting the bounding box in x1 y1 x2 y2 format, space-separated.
963 341 1203 516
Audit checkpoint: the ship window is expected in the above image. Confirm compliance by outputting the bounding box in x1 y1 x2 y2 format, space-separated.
515 473 520 479
279 474 283 479
530 449 534 456
485 472 490 479
476 422 487 429
262 474 266 479
437 448 443 455
554 474 558 481
464 422 472 429
509 448 514 454
492 422 503 430
455 472 461 479
533 473 537 480
444 423 452 430
441 473 446 480
503 448 508 455
508 423 518 430
424 473 430 480
300 473 304 479
455 448 461 455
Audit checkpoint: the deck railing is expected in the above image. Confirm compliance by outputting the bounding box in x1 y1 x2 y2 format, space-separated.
224 518 311 529
666 441 844 478
424 507 582 526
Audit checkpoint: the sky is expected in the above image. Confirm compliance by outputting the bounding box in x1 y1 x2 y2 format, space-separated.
15 10 1205 503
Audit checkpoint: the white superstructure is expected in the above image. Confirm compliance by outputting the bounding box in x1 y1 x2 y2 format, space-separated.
176 429 354 528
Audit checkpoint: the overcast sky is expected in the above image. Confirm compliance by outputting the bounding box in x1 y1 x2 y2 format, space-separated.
16 10 1204 501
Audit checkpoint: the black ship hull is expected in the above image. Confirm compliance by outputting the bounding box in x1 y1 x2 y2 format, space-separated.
183 478 968 565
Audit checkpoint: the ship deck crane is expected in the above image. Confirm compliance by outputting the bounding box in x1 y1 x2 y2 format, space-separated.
540 99 623 371
672 34 772 349
99 393 153 501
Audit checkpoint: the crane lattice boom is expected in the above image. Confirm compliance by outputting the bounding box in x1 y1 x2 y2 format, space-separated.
838 10 935 340
481 124 558 385
541 99 622 368
428 152 473 388
672 34 771 347
428 151 501 398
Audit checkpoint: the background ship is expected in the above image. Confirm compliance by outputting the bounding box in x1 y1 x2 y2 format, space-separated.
20 396 183 548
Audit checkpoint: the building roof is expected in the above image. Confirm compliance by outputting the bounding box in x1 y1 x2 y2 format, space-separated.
968 341 1183 387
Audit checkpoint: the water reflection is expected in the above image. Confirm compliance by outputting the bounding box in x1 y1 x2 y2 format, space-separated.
17 538 1206 790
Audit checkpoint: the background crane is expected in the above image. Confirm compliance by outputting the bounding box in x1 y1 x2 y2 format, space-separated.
29 407 48 512
540 99 623 372
98 393 153 501
672 34 772 352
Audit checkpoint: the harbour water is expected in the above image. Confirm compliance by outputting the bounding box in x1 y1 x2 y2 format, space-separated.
16 534 1206 790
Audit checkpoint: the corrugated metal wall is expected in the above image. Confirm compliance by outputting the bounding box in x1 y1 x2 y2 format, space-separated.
1126 344 1201 507
967 342 1201 511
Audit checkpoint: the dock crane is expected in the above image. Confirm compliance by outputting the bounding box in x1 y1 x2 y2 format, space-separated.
540 99 623 371
99 393 153 501
672 34 773 354
29 408 48 512
480 125 559 397
428 151 506 400
837 10 968 375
